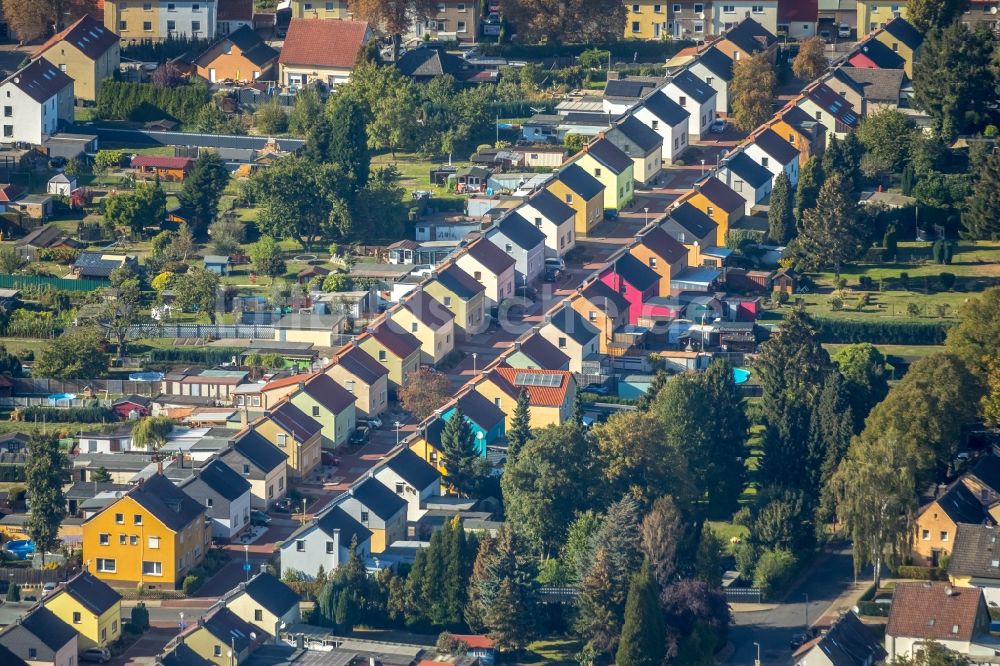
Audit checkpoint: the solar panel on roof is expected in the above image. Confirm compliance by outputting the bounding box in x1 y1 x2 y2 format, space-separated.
514 372 561 387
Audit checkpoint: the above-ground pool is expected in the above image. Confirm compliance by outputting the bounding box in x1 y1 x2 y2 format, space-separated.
4 539 35 560
733 368 752 384
47 393 76 405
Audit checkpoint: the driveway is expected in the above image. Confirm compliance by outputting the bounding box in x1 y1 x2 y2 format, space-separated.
108 627 175 665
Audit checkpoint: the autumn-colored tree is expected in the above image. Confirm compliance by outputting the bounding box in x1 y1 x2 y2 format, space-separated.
2 0 93 41
729 51 776 132
398 367 453 420
791 37 827 81
499 0 626 44
350 0 438 58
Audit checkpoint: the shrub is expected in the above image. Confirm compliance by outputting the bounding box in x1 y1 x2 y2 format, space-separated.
17 406 118 424
985 125 999 138
894 565 948 580
149 347 243 365
899 272 910 290
130 602 150 633
939 272 956 290
37 248 80 264
181 574 203 595
813 318 950 344
857 600 890 617
96 80 208 124
733 541 758 579
753 548 797 599
775 291 790 305
830 297 843 311
858 276 874 290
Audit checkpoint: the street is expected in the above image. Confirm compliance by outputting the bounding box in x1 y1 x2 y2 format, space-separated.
728 544 872 665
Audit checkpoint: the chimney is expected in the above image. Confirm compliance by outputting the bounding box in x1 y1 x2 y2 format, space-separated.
240 407 248 429
298 381 305 391
157 460 163 475
514 342 521 352
607 71 620 81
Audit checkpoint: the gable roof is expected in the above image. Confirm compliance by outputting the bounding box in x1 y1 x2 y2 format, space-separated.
882 16 923 50
886 583 985 642
237 571 300 619
725 151 773 188
464 237 515 275
526 188 575 224
948 523 1000 580
455 390 507 431
124 473 204 532
853 37 905 70
434 263 486 299
968 454 1000 496
579 278 630 314
160 643 215 666
0 645 28 666
302 373 357 415
310 504 370 545
266 400 322 442
261 373 312 394
131 155 194 170
14 606 76 651
343 476 407 520
693 46 734 81
928 482 987 526
614 115 662 153
184 458 250 502
613 252 660 292
804 83 860 128
555 163 604 200
16 224 65 248
488 366 572 407
636 226 688 265
33 15 117 61
752 128 799 165
381 447 440 490
278 18 370 69
604 76 662 100
833 66 905 102
494 211 547 251
580 137 633 174
397 46 466 78
669 69 715 104
368 321 422 359
196 25 278 68
230 428 288 473
669 201 719 239
638 90 690 126
53 570 121 616
721 17 778 55
1 59 73 104
794 611 885 666
200 606 262 652
331 345 389 384
401 289 453 330
515 333 571 370
546 305 600 345
697 176 745 213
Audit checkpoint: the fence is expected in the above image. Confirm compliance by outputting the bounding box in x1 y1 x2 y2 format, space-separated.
724 587 763 604
11 378 159 396
124 323 276 340
0 273 107 292
0 565 74 586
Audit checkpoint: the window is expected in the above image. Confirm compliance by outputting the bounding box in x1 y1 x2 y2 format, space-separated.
255 609 263 621
891 42 899 52
296 540 306 552
326 1 334 8
304 2 312 7
672 3 680 11
707 206 714 216
505 243 513 253
279 477 284 491
148 536 160 549
679 96 687 106
130 535 138 545
100 533 110 546
564 194 573 204
494 397 502 407
395 483 405 494
112 621 118 634
940 531 949 541
345 380 355 393
751 4 763 12
649 257 658 268
694 2 703 11
443 296 452 306
97 558 116 572
632 3 639 11
192 20 201 32
457 20 466 31
134 514 143 525
594 167 602 177
674 137 679 149
193 3 200 9
788 133 795 143
242 464 250 476
457 2 466 9
761 157 769 168
120 20 127 30
28 649 37 659
378 350 387 361
277 433 287 447
733 180 743 192
115 513 124 524
361 511 369 523
167 20 176 30
167 2 175 8
411 322 418 333
705 76 714 85
120 534 127 545
143 21 152 31
143 2 151 8
206 498 213 508
73 612 82 623
722 4 734 12
654 4 661 12
473 271 482 281
815 111 822 121
588 311 597 322
214 646 222 657
651 120 659 130
921 529 930 540
631 21 640 32
326 540 335 553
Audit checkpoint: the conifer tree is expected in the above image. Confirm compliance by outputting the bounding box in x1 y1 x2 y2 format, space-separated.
636 369 668 410
700 358 749 516
506 390 532 461
25 434 66 567
768 171 795 244
964 147 1000 240
326 94 371 192
615 561 665 666
440 405 481 497
465 527 538 651
795 156 823 219
793 174 864 279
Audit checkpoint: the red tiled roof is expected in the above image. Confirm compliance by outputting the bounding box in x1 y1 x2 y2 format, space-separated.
0 183 23 203
449 634 495 650
261 373 312 393
278 19 370 69
130 155 194 170
886 583 985 643
489 365 572 408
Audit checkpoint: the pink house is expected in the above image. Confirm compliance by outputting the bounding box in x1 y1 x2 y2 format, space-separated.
599 253 660 326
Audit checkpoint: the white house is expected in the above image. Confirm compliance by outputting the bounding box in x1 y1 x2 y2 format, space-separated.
371 448 441 522
793 611 884 666
0 59 74 145
76 427 135 454
485 211 546 286
279 505 371 579
717 150 774 214
685 46 733 116
632 90 690 165
743 127 800 186
711 1 778 35
177 458 252 540
663 69 716 139
47 172 76 196
884 583 994 663
516 188 576 258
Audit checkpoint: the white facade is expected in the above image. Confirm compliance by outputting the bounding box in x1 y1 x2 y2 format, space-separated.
632 102 689 164
601 97 637 116
663 81 716 139
717 157 773 214
744 142 800 187
162 0 217 38
279 520 371 579
711 2 778 35
372 465 438 522
686 60 730 116
515 202 576 258
0 65 74 145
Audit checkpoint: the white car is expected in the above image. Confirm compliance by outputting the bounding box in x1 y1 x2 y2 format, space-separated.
544 257 566 271
838 24 852 38
42 582 56 596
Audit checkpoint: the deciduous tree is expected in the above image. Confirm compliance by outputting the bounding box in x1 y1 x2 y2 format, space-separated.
857 109 915 179
498 0 626 44
791 37 827 81
100 278 143 364
832 343 889 426
104 182 167 236
351 0 437 58
34 326 108 379
945 286 1000 377
173 266 221 324
660 581 729 664
730 51 776 132
963 147 1000 240
132 416 175 451
247 236 286 283
398 367 453 420
1 0 90 40
906 0 969 32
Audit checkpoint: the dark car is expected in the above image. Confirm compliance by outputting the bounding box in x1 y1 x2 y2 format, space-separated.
581 383 610 396
543 267 561 283
350 426 370 445
515 285 537 300
250 510 271 527
321 451 341 466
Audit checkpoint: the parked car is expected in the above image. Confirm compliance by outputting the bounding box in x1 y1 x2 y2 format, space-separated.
710 118 728 134
789 633 807 650
350 426 370 445
250 510 271 527
360 416 383 429
273 498 293 513
543 267 562 283
819 29 832 43
581 383 610 396
42 582 56 597
514 285 537 300
81 647 111 663
544 257 566 271
838 23 852 38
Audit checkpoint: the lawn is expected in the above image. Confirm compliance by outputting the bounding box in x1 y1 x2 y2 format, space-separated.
371 151 469 205
823 343 945 361
514 638 582 666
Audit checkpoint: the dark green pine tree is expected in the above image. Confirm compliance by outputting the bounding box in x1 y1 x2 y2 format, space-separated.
795 156 823 219
326 95 371 193
614 560 666 666
440 405 481 497
768 170 795 244
506 390 532 461
301 114 333 165
443 516 475 627
822 134 862 197
571 389 585 425
813 372 857 525
636 369 668 410
700 358 749 517
964 146 1000 240
25 434 66 567
176 152 229 237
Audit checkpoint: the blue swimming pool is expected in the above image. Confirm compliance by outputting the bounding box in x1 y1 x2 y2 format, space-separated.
47 393 76 405
733 368 751 384
4 539 35 560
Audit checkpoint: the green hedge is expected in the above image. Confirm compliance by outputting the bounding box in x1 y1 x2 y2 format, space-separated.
895 565 948 581
19 406 118 424
478 39 695 61
96 80 208 124
857 600 890 617
813 318 952 345
149 347 243 365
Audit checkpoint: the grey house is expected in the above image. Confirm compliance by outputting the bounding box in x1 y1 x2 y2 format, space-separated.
0 606 77 666
279 505 371 579
178 458 252 539
485 211 546 286
333 476 408 555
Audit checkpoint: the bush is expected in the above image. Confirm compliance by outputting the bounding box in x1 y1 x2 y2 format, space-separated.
856 600 890 617
753 548 797 599
775 291 790 305
96 80 209 124
37 248 80 264
17 406 118 424
181 574 203 595
733 541 758 579
899 272 910 291
813 318 951 345
130 602 150 632
939 272 956 290
149 347 243 365
894 565 948 580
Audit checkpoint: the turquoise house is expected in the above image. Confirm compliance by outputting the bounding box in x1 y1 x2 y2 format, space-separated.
617 374 655 400
442 391 506 453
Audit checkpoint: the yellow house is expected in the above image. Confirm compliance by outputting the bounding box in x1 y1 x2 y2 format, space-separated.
82 474 209 589
43 571 122 649
546 163 605 238
334 476 407 553
873 16 922 77
858 0 907 35
278 19 372 88
174 605 265 665
767 106 826 168
409 417 448 481
357 321 422 392
324 343 390 417
685 177 747 247
252 400 322 479
569 137 635 212
389 290 456 365
261 373 357 450
473 365 576 430
290 0 350 19
569 280 631 354
624 0 669 39
219 571 301 640
423 264 488 339
32 15 119 102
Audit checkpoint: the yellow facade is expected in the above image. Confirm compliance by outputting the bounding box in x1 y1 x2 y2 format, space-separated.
472 379 565 430
225 590 297 638
569 294 621 354
624 0 669 39
82 495 208 588
685 190 743 247
182 626 243 666
253 413 322 478
423 279 486 338
388 307 454 365
290 0 350 19
767 117 818 168
873 27 917 77
36 40 119 102
104 0 161 40
545 178 604 237
358 335 420 389
858 0 907 35
44 588 121 649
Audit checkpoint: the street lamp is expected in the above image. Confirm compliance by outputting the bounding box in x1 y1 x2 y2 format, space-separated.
244 544 250 582
701 158 706 175
643 207 649 226
178 612 186 632
753 641 761 666
472 352 478 375
804 593 810 629
394 421 402 445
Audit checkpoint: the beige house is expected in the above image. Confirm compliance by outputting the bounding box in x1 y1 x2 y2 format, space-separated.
260 373 357 449
273 313 345 347
423 263 488 339
454 237 516 309
278 19 372 88
410 0 481 43
606 115 663 188
389 290 455 365
220 428 288 509
324 343 389 417
220 571 301 641
173 606 264 665
538 305 601 374
32 15 119 102
357 321 422 392
290 0 350 19
253 400 322 479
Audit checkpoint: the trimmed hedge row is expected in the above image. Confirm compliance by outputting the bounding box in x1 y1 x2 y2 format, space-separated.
479 40 695 61
149 347 243 365
813 318 952 345
18 406 118 424
895 565 948 581
96 80 208 124
857 601 890 617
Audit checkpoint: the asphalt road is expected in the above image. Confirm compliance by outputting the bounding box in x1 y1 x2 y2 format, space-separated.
728 544 871 666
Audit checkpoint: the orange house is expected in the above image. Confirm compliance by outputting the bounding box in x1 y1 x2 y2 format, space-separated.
768 105 826 168
194 26 279 83
568 279 630 354
130 155 194 182
684 177 746 247
628 226 689 297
